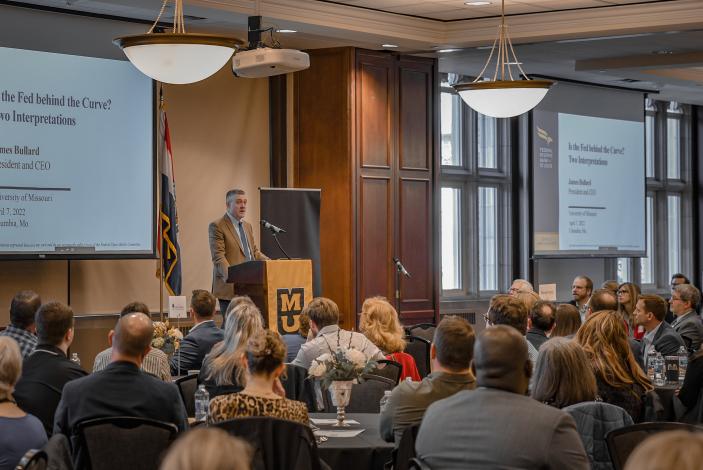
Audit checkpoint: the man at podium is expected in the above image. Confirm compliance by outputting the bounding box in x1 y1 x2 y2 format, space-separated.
209 189 269 317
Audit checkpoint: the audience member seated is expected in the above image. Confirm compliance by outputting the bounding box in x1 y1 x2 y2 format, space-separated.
678 347 703 414
531 337 598 408
576 311 652 421
160 427 251 470
415 326 589 469
209 330 309 425
221 295 254 331
13 302 87 435
633 295 685 369
92 301 171 381
171 290 224 375
669 284 703 354
54 313 187 465
0 291 41 359
359 297 420 381
515 290 540 313
623 430 703 470
379 316 476 444
586 288 618 319
666 273 690 324
284 312 309 363
551 304 582 338
486 294 538 366
199 302 263 398
508 278 534 296
292 297 384 369
0 337 47 470
617 282 643 339
601 280 619 296
570 275 593 322
526 301 556 351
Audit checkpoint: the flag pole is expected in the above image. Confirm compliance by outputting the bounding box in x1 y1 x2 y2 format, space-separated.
158 86 165 323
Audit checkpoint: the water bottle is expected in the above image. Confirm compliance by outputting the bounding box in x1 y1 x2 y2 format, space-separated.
653 352 666 387
70 353 81 366
194 384 210 422
379 390 392 413
646 349 657 382
678 345 688 385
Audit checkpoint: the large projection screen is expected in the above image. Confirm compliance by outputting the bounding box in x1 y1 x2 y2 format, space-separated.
531 81 646 258
0 45 155 259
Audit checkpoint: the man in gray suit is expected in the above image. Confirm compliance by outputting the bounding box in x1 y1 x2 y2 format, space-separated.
634 294 685 367
670 284 703 354
415 325 589 469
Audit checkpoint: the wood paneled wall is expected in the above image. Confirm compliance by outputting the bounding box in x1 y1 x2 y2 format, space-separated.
295 48 438 327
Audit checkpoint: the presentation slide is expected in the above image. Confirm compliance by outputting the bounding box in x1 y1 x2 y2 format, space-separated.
532 82 645 257
0 46 154 258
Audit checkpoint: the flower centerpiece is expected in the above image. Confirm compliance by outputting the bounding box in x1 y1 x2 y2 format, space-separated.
309 348 377 426
152 321 183 356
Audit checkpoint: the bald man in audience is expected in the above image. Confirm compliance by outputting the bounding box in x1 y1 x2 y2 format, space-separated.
54 313 187 467
415 326 588 469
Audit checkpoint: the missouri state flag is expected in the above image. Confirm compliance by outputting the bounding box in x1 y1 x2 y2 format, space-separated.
158 109 182 295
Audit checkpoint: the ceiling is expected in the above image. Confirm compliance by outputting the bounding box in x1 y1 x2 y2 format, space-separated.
6 0 703 104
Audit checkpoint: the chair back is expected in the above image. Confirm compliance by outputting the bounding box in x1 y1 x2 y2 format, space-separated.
42 433 72 470
563 401 633 470
407 324 436 342
16 449 48 470
323 375 395 413
408 457 431 470
370 359 402 385
212 417 321 470
606 421 703 470
281 364 316 411
76 416 178 470
393 423 421 470
404 336 431 378
175 373 199 417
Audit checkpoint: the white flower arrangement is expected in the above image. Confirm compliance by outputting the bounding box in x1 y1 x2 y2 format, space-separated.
308 347 378 388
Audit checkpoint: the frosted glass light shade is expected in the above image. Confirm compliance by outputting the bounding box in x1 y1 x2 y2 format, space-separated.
454 80 553 118
114 34 242 84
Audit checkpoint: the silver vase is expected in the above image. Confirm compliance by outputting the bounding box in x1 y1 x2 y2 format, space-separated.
329 380 353 427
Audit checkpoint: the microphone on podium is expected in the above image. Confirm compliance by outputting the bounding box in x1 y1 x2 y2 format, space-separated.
261 219 286 234
393 257 411 278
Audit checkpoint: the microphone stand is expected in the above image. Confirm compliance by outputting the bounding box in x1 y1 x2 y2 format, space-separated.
271 231 292 260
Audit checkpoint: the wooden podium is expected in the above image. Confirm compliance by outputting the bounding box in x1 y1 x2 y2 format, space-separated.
227 260 313 334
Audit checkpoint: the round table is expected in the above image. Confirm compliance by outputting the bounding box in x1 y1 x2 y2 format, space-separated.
311 413 394 470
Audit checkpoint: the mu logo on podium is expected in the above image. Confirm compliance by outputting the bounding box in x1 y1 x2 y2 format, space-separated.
276 287 304 334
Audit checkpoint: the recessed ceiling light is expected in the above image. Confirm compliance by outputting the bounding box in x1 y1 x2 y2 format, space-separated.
276 29 297 33
438 48 461 53
654 49 673 55
464 1 491 5
382 44 399 48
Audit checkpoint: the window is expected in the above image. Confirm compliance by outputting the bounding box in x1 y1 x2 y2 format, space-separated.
667 194 681 279
667 102 682 180
640 196 654 285
439 74 510 298
617 258 630 284
645 114 655 178
441 187 462 290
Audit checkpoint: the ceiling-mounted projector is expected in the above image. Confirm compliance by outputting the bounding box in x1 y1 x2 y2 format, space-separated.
233 47 310 78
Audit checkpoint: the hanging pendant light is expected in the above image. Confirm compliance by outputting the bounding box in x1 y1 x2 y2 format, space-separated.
114 0 243 84
453 0 552 118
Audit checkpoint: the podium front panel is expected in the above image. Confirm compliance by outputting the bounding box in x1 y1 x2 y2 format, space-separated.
264 260 313 334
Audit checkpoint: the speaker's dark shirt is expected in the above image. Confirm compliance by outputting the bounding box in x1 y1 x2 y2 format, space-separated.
13 344 87 436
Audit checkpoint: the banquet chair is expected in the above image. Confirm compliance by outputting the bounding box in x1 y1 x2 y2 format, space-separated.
407 457 431 470
175 373 199 417
606 421 703 470
41 433 72 470
213 417 322 470
323 375 395 413
403 336 431 379
281 364 317 412
76 416 178 470
15 449 47 470
389 423 421 470
370 359 402 386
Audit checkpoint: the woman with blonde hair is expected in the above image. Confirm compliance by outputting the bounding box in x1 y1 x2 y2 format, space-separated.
531 337 598 408
551 304 582 338
624 431 703 470
160 427 251 470
199 301 264 397
576 311 652 421
617 282 643 339
359 296 420 381
0 337 47 468
209 330 309 425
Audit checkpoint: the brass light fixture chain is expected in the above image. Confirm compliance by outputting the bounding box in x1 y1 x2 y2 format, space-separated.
147 0 186 34
473 34 498 84
148 0 170 34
